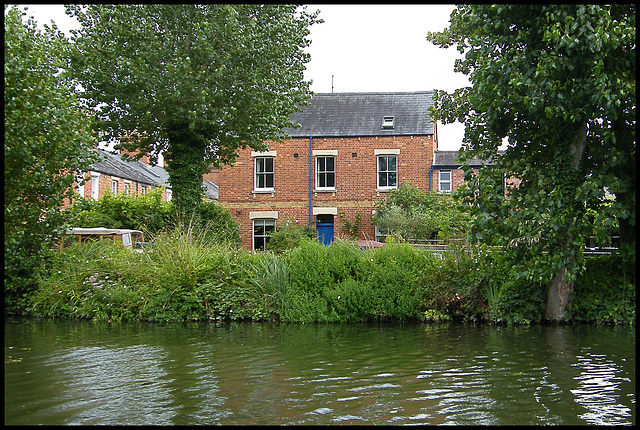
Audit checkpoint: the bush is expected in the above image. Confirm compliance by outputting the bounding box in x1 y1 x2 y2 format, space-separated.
570 255 635 324
266 221 315 252
423 243 508 321
31 224 254 322
64 190 240 247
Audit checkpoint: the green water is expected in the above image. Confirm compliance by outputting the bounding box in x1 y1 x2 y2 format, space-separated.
4 318 635 425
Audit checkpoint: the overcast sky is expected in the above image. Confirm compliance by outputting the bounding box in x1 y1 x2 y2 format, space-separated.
11 4 468 150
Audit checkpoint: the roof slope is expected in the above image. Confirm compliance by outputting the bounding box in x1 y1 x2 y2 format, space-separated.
434 150 505 168
89 150 158 185
285 91 435 138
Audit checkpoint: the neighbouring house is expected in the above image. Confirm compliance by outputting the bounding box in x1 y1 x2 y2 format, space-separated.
66 149 219 209
431 150 507 193
205 91 440 250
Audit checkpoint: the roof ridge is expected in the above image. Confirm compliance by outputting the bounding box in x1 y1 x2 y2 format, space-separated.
312 90 435 96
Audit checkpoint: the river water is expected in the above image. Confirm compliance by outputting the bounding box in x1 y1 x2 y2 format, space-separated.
4 318 635 425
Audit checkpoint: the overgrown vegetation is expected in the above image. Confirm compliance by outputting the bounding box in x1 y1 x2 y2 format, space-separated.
30 227 634 325
373 183 471 242
63 189 241 246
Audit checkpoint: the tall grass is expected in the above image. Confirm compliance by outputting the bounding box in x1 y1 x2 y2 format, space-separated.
30 228 633 324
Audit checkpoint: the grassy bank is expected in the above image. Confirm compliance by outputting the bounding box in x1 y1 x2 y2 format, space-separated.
29 226 634 324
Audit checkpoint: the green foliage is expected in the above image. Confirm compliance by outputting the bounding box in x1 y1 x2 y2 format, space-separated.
338 212 361 240
266 220 315 253
424 244 495 321
63 191 241 247
67 4 321 210
64 188 173 232
490 276 547 325
31 224 253 322
570 255 636 324
248 252 290 320
29 233 633 325
4 6 98 312
373 182 471 242
286 240 332 295
428 5 635 320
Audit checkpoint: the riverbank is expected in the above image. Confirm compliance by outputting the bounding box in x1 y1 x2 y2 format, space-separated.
24 227 635 325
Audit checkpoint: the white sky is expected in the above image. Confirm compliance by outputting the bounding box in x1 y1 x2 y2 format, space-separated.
11 4 469 150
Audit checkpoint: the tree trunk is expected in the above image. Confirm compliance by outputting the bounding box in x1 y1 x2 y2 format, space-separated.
544 122 587 322
164 120 209 213
545 264 574 321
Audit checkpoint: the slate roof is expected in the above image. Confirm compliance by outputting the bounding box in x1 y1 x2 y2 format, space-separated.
434 150 505 168
90 149 220 200
89 150 158 185
285 91 435 138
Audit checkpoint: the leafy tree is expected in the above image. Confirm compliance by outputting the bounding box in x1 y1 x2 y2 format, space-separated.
373 182 471 242
65 4 321 211
4 6 97 311
427 5 635 321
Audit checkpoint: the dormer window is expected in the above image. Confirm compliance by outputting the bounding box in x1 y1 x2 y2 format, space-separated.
382 116 395 129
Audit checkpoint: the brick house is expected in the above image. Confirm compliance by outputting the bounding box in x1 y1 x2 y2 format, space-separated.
206 91 439 250
66 149 219 209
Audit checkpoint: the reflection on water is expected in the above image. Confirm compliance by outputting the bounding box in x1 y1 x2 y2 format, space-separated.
4 319 635 425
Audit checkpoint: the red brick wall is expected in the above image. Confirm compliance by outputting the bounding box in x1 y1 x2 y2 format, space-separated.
208 135 435 249
432 167 478 193
63 171 169 210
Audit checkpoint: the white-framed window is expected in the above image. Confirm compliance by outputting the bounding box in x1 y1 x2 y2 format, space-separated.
377 154 397 190
254 157 274 191
253 218 275 251
141 185 147 195
124 181 131 195
166 189 172 202
316 155 335 190
439 170 452 193
90 171 100 200
111 179 119 195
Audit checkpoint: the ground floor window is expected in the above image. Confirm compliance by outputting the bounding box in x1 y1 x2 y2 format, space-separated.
375 225 388 243
253 218 275 251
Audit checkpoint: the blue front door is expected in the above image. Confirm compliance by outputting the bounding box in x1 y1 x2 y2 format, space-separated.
316 215 334 246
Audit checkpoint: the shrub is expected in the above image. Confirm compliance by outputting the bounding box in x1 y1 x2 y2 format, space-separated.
31 223 253 322
64 190 240 247
570 255 635 324
266 221 315 252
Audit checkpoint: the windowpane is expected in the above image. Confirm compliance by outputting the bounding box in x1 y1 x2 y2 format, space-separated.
388 156 396 171
388 172 397 187
326 157 334 171
439 170 452 193
326 172 335 188
379 172 387 187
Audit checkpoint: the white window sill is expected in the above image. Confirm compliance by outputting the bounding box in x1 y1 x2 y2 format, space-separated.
253 189 275 194
376 187 397 193
314 188 336 193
